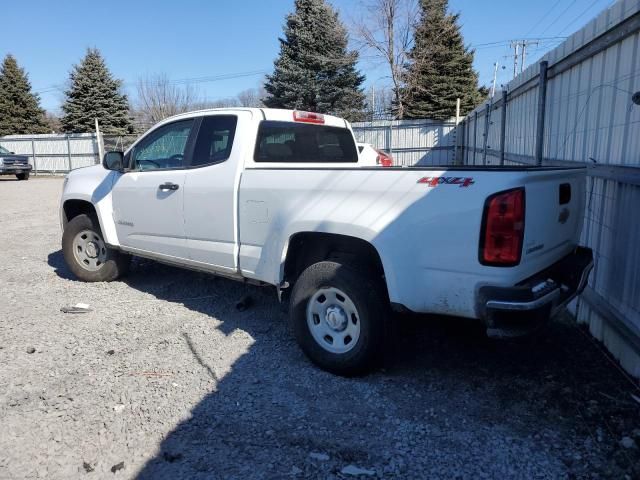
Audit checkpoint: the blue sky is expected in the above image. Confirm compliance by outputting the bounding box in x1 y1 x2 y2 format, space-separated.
2 0 615 112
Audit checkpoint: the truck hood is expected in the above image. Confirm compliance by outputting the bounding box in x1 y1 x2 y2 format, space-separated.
64 164 116 204
67 163 110 181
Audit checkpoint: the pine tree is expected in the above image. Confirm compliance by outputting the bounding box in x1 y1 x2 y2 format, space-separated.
0 55 49 135
61 48 133 134
403 0 485 120
264 0 366 121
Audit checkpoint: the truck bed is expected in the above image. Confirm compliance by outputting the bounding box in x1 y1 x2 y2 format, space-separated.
239 165 587 318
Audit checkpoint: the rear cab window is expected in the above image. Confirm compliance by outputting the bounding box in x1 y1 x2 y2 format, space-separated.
254 121 358 163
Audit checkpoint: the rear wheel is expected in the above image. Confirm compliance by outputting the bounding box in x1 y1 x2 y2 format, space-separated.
62 214 130 282
289 261 388 376
16 172 29 180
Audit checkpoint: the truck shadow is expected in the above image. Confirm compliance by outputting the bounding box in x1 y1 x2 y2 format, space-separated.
46 249 640 478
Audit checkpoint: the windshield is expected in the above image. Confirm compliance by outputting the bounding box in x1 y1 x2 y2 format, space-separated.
0 146 10 154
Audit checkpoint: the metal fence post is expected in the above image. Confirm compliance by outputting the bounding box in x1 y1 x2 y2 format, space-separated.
472 111 478 165
481 103 490 165
535 61 549 166
31 139 37 175
95 118 104 164
66 135 72 172
453 121 460 165
465 120 469 165
500 89 508 166
458 120 465 165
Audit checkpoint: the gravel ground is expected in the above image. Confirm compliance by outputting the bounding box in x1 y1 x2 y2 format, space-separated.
0 176 639 480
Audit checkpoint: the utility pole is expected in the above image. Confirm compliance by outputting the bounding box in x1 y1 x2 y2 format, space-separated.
491 62 499 97
511 42 520 79
510 40 539 78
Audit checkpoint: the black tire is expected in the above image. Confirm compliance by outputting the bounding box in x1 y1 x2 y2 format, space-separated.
62 214 130 282
289 261 388 376
16 172 29 180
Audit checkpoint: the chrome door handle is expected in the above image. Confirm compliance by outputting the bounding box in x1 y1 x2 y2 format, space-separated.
158 182 179 191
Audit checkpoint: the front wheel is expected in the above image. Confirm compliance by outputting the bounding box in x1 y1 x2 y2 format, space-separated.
289 261 388 376
16 172 29 180
62 214 130 282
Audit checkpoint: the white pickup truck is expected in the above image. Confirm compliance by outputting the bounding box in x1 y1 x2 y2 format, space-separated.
60 108 593 375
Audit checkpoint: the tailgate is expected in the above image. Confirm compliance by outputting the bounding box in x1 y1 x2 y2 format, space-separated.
520 168 586 273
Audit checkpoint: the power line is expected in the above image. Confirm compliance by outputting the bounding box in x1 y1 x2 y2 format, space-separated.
35 69 270 95
555 0 606 36
472 37 566 50
538 0 580 37
487 38 563 78
523 0 564 38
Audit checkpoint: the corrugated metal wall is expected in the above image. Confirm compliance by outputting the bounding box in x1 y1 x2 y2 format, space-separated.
0 134 100 172
352 119 457 166
460 0 640 378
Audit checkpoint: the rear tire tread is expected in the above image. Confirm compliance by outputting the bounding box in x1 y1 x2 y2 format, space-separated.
289 261 388 376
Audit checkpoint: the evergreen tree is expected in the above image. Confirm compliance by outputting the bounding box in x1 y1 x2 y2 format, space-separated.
264 0 366 121
0 55 49 135
61 48 133 134
403 0 484 119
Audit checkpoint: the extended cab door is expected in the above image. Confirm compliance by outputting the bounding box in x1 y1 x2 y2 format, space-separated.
111 118 195 259
182 112 249 273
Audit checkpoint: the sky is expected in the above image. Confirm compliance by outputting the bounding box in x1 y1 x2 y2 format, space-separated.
1 0 616 113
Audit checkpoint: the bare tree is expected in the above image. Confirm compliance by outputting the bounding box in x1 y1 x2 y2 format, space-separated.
44 111 62 133
364 85 395 120
135 73 202 125
203 97 240 109
353 0 417 119
236 86 266 107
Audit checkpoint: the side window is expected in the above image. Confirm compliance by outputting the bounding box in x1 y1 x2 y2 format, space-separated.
191 115 238 167
254 121 358 163
131 119 194 171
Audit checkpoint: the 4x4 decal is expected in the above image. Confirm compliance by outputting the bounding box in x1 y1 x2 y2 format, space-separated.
417 176 475 188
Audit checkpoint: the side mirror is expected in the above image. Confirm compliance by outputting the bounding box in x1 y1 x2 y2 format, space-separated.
103 151 124 171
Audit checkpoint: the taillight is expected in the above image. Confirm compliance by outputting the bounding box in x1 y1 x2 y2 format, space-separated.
293 111 325 124
375 149 393 167
480 188 525 266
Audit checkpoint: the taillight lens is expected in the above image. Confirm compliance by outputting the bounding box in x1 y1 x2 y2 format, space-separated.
480 188 525 266
375 149 393 167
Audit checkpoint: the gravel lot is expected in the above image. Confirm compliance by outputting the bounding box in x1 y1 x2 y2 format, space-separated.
0 176 639 480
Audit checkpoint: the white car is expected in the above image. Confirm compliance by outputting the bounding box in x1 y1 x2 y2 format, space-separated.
357 142 393 167
60 108 593 375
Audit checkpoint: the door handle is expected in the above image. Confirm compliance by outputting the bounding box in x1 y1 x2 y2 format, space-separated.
158 182 179 191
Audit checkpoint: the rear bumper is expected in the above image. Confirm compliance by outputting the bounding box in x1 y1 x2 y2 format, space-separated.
477 246 593 336
0 164 32 174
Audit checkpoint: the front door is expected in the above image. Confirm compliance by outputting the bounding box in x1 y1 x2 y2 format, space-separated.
111 118 195 259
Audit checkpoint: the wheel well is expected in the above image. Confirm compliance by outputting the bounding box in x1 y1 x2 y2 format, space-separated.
62 200 97 228
284 232 386 286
